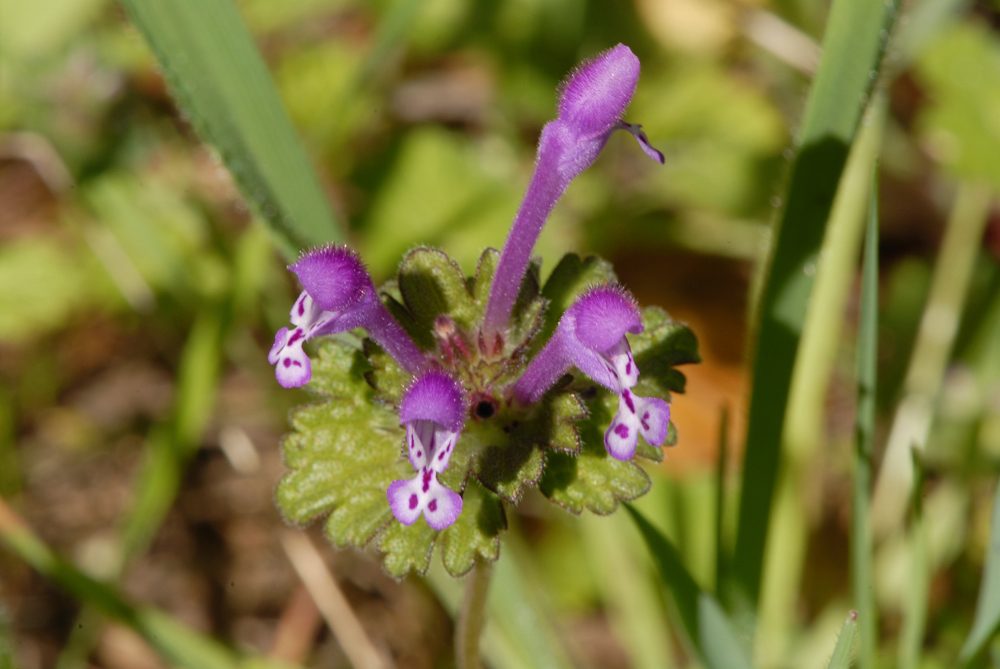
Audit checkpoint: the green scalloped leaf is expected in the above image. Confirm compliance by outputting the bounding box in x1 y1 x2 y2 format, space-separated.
299 339 372 400
276 340 509 578
539 442 651 514
442 391 586 504
476 437 546 502
398 247 478 338
508 259 544 348
440 479 507 576
378 517 437 578
631 307 700 397
543 393 588 453
471 248 499 307
362 338 410 405
539 253 617 342
276 345 407 540
539 389 651 514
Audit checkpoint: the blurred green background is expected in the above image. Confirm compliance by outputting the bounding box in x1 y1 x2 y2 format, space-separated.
1 0 1000 667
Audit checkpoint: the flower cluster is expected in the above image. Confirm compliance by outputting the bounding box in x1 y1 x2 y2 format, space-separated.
271 44 676 533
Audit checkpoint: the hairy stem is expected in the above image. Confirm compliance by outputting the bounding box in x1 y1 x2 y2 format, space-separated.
455 559 493 669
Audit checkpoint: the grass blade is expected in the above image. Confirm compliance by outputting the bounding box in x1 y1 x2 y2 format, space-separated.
827 611 859 669
957 478 1000 664
733 0 899 606
626 505 751 669
581 514 676 669
715 405 729 597
491 538 576 669
755 96 888 669
871 183 993 536
122 310 224 557
899 449 929 669
119 0 342 258
58 309 226 669
852 164 879 669
423 544 573 669
0 497 294 669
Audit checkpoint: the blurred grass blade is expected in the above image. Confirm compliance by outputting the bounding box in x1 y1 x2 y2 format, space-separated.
871 183 992 536
423 546 572 669
123 310 223 557
626 505 751 669
119 0 342 258
827 611 858 669
852 165 879 669
322 0 424 136
958 479 1000 664
0 497 294 669
733 0 899 606
491 538 576 669
715 405 729 597
581 515 675 669
755 96 887 669
899 448 929 669
58 309 226 669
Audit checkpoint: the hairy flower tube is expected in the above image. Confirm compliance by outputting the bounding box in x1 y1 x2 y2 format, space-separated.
272 44 693 560
513 286 670 460
482 43 665 336
269 245 427 387
387 371 466 530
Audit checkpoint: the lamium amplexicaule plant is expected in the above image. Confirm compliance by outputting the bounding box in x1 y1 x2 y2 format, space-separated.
270 44 699 662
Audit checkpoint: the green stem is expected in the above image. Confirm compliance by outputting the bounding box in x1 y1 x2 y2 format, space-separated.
455 559 493 669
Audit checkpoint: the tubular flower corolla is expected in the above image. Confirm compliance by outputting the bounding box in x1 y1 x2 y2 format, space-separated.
513 286 670 460
268 245 428 387
387 372 465 529
482 44 665 335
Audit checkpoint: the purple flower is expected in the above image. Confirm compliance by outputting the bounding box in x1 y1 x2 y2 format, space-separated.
513 286 669 460
388 371 465 529
269 245 428 387
482 44 664 336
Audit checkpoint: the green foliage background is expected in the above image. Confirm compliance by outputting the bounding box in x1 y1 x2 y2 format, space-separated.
2 0 1000 667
